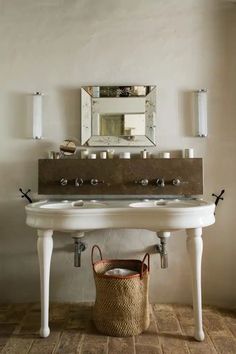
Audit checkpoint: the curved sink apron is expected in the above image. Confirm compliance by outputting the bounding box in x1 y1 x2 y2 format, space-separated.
25 198 215 341
26 199 215 232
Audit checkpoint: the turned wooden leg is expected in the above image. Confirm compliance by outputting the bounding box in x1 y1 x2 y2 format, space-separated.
186 227 204 341
37 229 53 338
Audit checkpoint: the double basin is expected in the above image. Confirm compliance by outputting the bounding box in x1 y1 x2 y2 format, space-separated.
26 198 215 232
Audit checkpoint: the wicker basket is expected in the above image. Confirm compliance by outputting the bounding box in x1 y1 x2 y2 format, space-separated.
91 245 150 337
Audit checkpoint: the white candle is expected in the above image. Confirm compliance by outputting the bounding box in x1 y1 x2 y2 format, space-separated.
88 153 96 159
119 152 130 159
184 148 194 158
80 149 88 159
107 149 115 159
140 149 148 159
161 152 170 159
100 151 107 159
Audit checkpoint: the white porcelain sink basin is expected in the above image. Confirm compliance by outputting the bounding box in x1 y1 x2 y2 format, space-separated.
40 201 72 209
129 199 208 208
26 198 215 232
40 200 107 209
129 200 165 208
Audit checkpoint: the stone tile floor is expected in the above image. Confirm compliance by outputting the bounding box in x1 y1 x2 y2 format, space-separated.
0 303 235 354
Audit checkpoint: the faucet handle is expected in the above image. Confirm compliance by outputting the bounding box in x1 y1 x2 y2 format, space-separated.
156 178 165 188
135 178 149 186
60 178 68 186
90 178 104 186
172 178 181 186
75 178 83 187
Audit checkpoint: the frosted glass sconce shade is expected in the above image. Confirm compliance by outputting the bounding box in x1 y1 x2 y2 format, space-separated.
32 92 43 139
194 89 208 137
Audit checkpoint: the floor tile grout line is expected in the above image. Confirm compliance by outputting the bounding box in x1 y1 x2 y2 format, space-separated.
208 332 221 354
52 332 62 354
75 333 84 354
206 320 236 354
26 338 35 354
206 313 235 339
152 313 167 354
52 329 66 354
160 343 165 354
159 343 164 353
172 306 186 334
223 318 236 339
174 313 191 354
133 335 136 354
106 336 109 354
226 325 236 339
155 305 193 354
203 311 233 354
51 304 72 354
152 317 160 346
0 314 34 354
179 323 194 354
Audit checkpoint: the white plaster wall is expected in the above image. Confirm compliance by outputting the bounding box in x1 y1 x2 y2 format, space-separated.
0 0 235 307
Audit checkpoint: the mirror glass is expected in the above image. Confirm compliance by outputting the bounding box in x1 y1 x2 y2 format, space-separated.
81 86 156 146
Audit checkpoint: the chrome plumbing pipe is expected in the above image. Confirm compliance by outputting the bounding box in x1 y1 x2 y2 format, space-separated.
72 234 86 267
156 232 170 269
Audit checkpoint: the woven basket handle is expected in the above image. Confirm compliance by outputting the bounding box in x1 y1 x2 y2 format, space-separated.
140 253 150 279
91 245 103 266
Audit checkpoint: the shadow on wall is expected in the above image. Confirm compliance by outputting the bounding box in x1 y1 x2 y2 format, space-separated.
4 91 31 140
0 199 35 251
57 87 81 142
0 198 39 302
0 160 39 199
178 90 195 137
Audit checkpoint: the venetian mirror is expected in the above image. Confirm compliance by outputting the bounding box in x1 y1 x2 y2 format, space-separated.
81 86 156 146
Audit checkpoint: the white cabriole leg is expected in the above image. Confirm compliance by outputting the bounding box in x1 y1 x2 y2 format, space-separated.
186 227 204 341
37 229 53 338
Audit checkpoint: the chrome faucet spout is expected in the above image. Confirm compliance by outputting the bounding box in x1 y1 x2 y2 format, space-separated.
160 238 168 268
156 232 170 269
156 178 165 188
156 239 168 268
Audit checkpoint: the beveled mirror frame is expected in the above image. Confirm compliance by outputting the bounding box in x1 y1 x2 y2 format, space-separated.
81 86 157 146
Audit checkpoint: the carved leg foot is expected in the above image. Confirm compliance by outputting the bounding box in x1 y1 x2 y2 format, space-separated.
37 229 53 338
186 228 204 342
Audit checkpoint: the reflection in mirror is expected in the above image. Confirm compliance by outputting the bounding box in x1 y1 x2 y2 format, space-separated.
100 115 124 136
81 86 156 146
99 113 145 137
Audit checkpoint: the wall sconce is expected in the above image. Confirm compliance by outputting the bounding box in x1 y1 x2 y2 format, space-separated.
32 92 43 139
194 89 208 137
